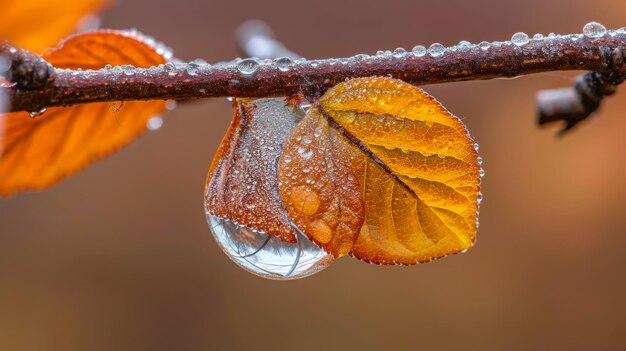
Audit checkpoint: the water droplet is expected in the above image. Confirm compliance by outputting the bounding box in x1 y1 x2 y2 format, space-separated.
533 33 544 40
477 192 483 204
163 62 176 72
428 43 445 58
29 107 46 118
583 21 607 38
618 27 626 34
477 156 483 165
511 32 530 46
478 41 491 51
236 58 260 76
146 115 163 131
242 195 257 209
479 168 485 178
275 57 292 72
412 45 427 57
376 50 385 57
393 48 406 58
548 33 556 38
473 142 480 151
297 147 313 159
456 40 472 50
121 65 135 76
104 64 112 70
206 215 333 279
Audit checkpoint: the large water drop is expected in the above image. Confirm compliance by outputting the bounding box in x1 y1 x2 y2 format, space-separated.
582 22 607 39
207 214 333 280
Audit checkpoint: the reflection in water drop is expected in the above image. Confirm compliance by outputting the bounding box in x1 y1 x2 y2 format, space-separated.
207 214 333 280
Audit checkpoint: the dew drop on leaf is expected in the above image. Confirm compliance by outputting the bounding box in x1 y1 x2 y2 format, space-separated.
582 21 607 38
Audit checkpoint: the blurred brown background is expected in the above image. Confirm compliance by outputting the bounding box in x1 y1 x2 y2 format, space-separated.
2 0 626 350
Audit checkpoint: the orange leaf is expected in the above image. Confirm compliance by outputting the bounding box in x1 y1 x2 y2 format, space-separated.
277 106 364 257
0 0 107 52
205 98 303 243
0 30 168 196
279 77 481 264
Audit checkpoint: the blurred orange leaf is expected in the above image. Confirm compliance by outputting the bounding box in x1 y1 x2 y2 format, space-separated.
279 77 480 264
0 30 168 196
0 0 106 52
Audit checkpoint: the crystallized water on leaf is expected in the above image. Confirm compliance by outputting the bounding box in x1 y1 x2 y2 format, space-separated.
207 214 333 279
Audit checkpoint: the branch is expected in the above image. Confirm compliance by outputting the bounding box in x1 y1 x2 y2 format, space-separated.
537 69 626 134
3 26 626 118
0 41 53 90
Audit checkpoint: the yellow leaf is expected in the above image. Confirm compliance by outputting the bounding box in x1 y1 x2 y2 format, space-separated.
279 77 481 264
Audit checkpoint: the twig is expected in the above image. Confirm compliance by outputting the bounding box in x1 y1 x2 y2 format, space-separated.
0 41 53 90
537 69 626 134
2 27 626 115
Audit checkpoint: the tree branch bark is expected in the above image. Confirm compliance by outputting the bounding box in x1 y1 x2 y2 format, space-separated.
3 29 626 116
